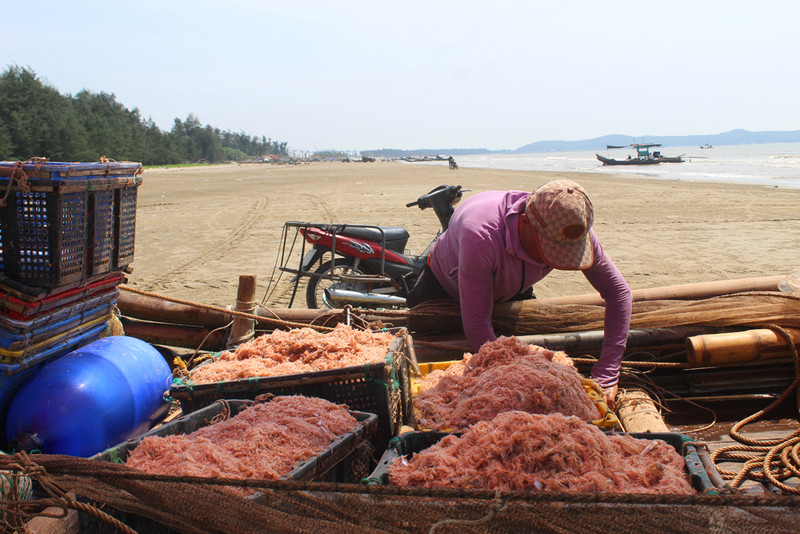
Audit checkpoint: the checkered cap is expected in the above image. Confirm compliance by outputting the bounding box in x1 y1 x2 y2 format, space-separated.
525 180 594 270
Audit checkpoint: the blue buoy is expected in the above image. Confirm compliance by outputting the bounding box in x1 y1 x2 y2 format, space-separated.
5 336 173 457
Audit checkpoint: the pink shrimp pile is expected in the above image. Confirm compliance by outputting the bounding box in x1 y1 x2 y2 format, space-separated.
125 395 358 495
389 411 694 494
190 324 394 384
415 337 600 430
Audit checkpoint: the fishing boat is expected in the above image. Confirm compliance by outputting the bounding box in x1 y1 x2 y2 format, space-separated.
597 143 684 165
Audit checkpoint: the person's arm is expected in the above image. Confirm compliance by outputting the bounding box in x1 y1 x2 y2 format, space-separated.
456 241 498 352
581 233 632 406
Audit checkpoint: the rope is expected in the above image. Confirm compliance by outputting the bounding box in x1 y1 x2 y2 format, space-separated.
710 324 800 494
2 452 137 533
0 160 31 208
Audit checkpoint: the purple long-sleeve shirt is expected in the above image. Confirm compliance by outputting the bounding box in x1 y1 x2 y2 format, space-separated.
428 190 632 387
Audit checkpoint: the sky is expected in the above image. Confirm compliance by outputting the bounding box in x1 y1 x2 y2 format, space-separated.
2 1 799 153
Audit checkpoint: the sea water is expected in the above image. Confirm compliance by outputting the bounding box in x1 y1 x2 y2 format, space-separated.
450 142 800 189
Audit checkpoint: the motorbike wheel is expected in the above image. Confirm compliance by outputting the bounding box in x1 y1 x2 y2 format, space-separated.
305 259 369 309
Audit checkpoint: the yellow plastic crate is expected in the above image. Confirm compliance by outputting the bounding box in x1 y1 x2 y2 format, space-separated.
411 359 619 430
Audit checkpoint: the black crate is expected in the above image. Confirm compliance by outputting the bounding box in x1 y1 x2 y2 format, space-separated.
79 398 378 534
0 161 141 289
114 183 138 271
363 430 722 495
170 331 413 453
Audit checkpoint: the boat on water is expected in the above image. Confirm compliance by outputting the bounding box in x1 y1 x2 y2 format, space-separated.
701 143 713 149
597 143 684 165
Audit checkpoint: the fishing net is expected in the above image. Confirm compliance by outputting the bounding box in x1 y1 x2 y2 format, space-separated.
407 292 800 337
4 452 800 534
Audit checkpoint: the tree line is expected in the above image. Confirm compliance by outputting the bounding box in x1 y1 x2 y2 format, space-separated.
0 66 288 165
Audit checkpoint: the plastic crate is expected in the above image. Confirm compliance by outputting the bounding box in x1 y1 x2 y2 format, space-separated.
0 288 118 333
0 302 111 351
170 331 413 452
79 398 378 534
0 313 110 363
0 321 108 447
0 273 123 320
0 161 142 289
363 430 721 495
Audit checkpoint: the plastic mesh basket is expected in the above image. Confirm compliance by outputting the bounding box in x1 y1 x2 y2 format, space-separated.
79 399 378 534
0 161 142 289
363 430 720 494
170 331 413 452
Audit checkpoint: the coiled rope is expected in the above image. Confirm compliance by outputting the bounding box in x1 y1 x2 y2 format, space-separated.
710 324 800 493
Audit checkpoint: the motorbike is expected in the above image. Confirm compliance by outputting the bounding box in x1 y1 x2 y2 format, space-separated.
279 184 465 309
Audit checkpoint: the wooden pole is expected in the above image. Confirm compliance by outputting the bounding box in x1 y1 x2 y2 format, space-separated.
227 275 257 349
616 388 670 433
686 327 800 366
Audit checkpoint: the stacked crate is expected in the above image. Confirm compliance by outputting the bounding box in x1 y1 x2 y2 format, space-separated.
0 160 143 443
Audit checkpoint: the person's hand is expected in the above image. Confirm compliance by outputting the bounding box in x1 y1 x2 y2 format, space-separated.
602 384 619 411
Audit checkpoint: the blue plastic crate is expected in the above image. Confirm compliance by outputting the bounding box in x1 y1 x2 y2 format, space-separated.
0 161 142 289
0 314 110 363
0 288 119 333
0 301 112 351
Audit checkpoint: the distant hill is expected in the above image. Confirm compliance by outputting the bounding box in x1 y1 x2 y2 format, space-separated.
514 129 800 153
364 129 800 158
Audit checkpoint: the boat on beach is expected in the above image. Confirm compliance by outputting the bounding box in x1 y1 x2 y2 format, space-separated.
597 143 684 165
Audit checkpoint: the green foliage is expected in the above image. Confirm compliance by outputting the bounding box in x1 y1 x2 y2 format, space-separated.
0 66 288 165
313 150 347 159
222 147 249 161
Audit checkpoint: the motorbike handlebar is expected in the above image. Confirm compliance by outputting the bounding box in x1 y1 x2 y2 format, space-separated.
406 184 465 231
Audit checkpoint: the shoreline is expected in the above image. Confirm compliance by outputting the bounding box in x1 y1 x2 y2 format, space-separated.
129 161 800 308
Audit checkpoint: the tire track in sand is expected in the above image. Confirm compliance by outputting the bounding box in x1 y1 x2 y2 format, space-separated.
151 198 269 285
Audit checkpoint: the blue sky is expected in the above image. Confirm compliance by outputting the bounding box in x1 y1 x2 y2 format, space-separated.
2 1 798 153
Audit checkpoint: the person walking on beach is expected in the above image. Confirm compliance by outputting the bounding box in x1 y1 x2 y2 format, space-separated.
406 180 631 408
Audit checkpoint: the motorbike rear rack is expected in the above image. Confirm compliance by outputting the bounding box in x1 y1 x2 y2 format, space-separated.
271 221 396 307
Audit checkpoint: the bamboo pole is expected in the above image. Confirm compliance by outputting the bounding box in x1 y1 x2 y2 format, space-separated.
118 290 346 327
616 388 670 433
227 275 257 348
686 327 800 366
24 499 79 534
120 317 227 351
117 291 229 327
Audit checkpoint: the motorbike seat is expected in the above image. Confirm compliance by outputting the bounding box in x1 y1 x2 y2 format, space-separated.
338 226 410 252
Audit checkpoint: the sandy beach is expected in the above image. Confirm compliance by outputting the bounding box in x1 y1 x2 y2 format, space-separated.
128 161 800 309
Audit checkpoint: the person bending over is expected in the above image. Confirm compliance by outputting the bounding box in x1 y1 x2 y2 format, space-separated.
407 179 632 409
